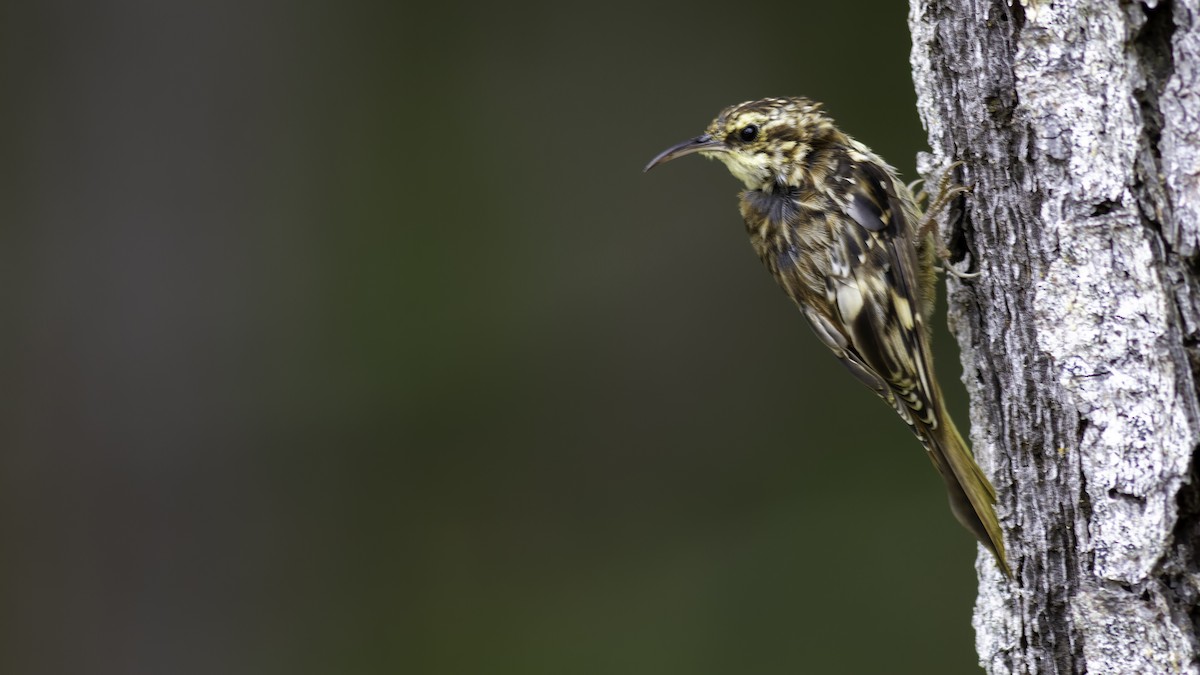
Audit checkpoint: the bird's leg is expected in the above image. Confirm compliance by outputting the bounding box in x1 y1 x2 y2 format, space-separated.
918 161 968 238
919 162 979 279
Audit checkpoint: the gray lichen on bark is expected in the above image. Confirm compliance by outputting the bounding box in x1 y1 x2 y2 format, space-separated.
909 0 1200 672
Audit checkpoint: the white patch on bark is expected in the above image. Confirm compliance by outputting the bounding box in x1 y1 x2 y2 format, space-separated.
1161 2 1200 256
1036 225 1189 581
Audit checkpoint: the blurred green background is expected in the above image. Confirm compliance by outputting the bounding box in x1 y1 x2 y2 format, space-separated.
1 1 985 673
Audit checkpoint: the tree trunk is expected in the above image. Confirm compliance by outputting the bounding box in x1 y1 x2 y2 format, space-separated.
909 0 1200 672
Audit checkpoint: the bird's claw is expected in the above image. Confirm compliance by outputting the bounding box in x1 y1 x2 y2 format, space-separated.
938 251 981 279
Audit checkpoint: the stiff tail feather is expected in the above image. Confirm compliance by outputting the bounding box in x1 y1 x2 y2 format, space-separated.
929 411 1011 578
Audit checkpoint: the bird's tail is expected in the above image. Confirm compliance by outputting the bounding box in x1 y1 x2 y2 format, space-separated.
927 409 1011 578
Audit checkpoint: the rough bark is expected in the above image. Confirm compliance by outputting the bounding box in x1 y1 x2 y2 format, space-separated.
909 0 1200 672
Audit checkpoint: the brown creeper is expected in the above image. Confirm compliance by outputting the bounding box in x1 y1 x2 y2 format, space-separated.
644 97 1009 577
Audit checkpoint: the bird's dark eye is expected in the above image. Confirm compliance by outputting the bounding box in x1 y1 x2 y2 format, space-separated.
739 124 759 142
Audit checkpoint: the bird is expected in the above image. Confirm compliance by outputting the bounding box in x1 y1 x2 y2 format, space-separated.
644 97 1009 577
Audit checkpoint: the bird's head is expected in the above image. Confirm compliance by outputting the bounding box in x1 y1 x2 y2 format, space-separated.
644 97 833 189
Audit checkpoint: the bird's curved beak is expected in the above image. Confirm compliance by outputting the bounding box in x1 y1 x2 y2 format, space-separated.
643 134 726 172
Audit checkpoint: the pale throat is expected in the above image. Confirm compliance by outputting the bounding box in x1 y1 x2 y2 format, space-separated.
708 152 780 190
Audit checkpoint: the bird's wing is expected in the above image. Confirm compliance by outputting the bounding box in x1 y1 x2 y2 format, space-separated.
818 158 942 437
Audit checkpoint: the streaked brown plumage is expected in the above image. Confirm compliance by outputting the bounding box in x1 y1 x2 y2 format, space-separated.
645 97 1009 577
